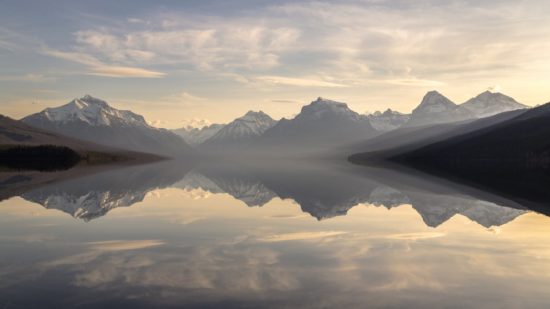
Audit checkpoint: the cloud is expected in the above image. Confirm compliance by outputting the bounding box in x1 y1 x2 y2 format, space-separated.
177 118 213 129
487 85 503 93
89 65 165 78
87 240 165 251
271 99 302 104
255 76 348 88
385 78 446 87
32 1 550 94
386 232 446 241
0 74 55 82
42 48 165 78
258 231 348 242
73 26 300 71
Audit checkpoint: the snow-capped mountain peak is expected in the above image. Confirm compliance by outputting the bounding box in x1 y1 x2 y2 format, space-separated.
460 90 527 118
298 97 360 121
367 109 411 132
414 91 457 113
41 95 147 127
204 110 277 142
234 111 276 134
172 123 225 146
405 91 474 127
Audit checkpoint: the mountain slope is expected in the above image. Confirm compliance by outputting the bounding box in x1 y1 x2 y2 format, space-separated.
172 123 224 146
392 102 550 170
0 114 160 169
199 111 276 152
347 108 527 161
461 90 527 118
253 97 378 156
21 95 192 157
404 91 474 127
366 109 410 132
1 114 99 149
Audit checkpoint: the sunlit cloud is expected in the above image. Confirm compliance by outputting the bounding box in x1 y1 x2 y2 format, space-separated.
386 232 447 241
89 65 165 78
258 231 348 242
43 48 165 78
385 78 446 87
255 76 349 88
87 240 165 251
0 74 55 82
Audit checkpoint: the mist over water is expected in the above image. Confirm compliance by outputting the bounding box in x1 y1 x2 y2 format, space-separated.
1 159 550 308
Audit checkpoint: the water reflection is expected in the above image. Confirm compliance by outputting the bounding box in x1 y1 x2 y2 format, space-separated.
1 160 550 308
0 159 543 228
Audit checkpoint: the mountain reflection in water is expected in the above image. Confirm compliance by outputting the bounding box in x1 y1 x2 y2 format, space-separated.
1 159 550 308
1 159 546 228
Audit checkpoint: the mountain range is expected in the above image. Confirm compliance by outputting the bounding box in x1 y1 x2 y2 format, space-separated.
173 123 224 146
249 97 378 156
391 101 550 171
21 95 193 157
1 90 533 161
366 109 410 132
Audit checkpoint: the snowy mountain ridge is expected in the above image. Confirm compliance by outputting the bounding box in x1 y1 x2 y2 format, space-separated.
204 111 276 143
41 95 148 127
367 109 411 132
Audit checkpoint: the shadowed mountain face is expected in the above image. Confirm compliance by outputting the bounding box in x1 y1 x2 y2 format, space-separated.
1 114 115 152
21 95 193 157
348 108 527 162
253 98 378 156
392 102 550 172
6 159 546 228
404 91 474 127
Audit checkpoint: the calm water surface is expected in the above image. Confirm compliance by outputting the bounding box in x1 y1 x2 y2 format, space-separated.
1 160 549 308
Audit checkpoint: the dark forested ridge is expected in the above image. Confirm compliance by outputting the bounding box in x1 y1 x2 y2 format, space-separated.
389 102 550 172
349 102 550 214
0 145 80 171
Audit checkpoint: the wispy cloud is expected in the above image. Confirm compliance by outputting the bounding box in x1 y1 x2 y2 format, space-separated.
258 231 348 242
42 48 165 78
384 78 446 87
87 240 165 251
0 73 55 82
89 66 165 78
255 76 349 88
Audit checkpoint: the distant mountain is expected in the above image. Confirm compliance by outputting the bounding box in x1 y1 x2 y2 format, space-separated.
173 124 224 146
460 90 527 118
199 111 276 152
392 102 550 171
253 97 378 155
348 108 527 161
366 109 410 132
21 95 193 157
404 91 474 127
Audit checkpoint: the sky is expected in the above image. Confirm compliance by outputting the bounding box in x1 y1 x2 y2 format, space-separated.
1 0 550 128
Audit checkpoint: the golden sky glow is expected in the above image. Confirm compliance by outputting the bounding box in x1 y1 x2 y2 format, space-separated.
1 1 550 127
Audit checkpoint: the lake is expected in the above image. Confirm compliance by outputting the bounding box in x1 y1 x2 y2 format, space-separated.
1 159 549 308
